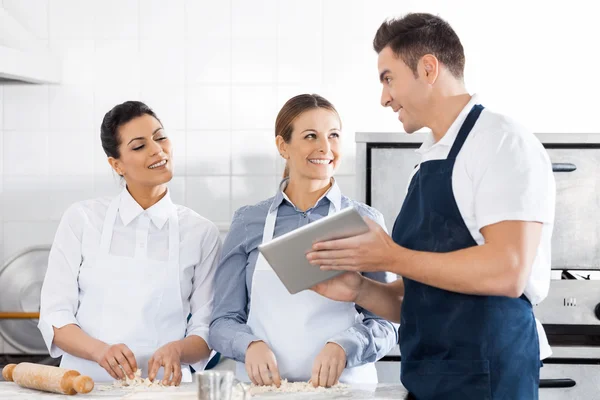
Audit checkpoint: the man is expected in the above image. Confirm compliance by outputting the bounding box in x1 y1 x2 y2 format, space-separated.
307 13 555 400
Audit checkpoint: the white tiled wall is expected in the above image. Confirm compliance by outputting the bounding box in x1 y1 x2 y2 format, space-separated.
2 0 600 272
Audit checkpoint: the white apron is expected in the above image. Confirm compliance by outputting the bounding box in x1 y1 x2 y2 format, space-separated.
236 200 378 384
61 196 192 382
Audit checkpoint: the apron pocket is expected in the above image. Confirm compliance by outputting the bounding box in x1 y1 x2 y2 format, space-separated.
401 359 491 400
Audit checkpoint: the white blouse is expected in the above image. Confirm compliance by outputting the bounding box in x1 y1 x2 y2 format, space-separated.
38 189 222 358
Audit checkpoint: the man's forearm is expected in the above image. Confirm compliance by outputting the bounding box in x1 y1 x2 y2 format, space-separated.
53 324 107 362
179 335 211 365
390 243 528 297
355 278 404 323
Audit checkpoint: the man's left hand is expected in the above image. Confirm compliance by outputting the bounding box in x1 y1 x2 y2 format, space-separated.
307 217 398 273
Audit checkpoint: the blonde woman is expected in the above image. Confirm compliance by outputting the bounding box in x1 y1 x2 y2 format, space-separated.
209 94 398 388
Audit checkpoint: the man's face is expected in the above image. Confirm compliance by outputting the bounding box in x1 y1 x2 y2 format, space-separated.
378 46 431 133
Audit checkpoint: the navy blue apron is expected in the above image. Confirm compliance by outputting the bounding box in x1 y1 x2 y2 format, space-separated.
392 104 540 400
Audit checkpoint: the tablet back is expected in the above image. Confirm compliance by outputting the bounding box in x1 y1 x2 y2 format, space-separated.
258 207 369 294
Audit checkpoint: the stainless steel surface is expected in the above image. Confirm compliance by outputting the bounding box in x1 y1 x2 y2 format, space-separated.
359 132 600 271
369 147 420 232
548 148 600 269
356 131 428 144
196 370 246 400
0 247 50 354
534 280 600 326
374 360 400 384
356 131 600 144
540 364 600 400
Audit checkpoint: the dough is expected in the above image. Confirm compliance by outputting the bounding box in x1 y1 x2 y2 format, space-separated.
112 369 172 389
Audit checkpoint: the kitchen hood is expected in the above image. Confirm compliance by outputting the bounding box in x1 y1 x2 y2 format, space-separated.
0 6 61 84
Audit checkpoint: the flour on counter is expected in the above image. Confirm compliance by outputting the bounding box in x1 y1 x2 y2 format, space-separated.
112 369 176 390
248 380 349 395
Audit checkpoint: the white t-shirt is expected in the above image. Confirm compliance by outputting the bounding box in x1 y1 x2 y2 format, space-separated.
409 94 556 359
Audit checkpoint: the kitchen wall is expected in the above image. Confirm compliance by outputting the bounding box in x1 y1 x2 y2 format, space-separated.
1 0 600 352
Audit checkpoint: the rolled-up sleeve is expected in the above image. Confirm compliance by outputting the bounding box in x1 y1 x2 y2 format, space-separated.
38 204 85 358
209 208 262 363
186 223 222 345
328 208 399 368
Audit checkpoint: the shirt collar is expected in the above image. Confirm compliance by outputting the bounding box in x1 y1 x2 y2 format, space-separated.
416 93 480 155
270 178 342 213
118 187 175 229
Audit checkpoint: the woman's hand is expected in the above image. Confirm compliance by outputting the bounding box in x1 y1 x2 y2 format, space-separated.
148 341 184 386
93 343 137 380
311 343 346 387
311 272 364 303
245 341 281 387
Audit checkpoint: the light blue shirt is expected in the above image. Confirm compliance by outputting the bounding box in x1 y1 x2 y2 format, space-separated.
209 179 399 368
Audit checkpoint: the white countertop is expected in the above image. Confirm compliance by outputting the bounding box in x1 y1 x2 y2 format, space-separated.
2 364 599 399
0 382 410 399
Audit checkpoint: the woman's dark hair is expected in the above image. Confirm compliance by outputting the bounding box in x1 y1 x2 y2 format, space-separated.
275 94 341 178
100 100 162 159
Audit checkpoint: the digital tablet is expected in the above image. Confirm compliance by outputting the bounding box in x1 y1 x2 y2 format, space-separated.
258 206 369 294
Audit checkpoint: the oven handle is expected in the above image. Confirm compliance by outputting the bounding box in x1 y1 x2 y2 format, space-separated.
539 378 576 388
552 163 576 172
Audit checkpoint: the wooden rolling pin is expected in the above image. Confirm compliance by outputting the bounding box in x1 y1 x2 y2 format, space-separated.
0 312 40 319
2 363 94 395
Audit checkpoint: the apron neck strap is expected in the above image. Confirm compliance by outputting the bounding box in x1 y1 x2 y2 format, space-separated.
99 195 180 264
167 210 180 264
447 104 484 160
100 197 120 254
262 199 337 243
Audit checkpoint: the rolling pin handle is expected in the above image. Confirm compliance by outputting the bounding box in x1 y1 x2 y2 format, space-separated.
1 364 16 382
72 374 95 394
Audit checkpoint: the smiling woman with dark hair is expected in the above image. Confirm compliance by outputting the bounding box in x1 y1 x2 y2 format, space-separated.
38 101 221 386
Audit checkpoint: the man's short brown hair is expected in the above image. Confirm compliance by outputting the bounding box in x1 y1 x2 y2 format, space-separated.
373 13 466 79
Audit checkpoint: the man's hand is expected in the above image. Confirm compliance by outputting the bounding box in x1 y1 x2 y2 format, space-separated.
311 343 346 388
307 217 399 272
311 272 364 303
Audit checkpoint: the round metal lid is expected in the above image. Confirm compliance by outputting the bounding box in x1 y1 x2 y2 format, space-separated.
0 246 51 353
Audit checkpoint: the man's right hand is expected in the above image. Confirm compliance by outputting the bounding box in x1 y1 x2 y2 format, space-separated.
245 341 281 387
311 272 365 303
93 343 137 380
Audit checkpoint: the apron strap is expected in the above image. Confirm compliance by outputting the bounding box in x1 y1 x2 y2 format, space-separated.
262 207 278 243
100 193 180 264
328 199 337 214
99 196 121 254
447 104 485 160
262 192 339 243
168 209 180 264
